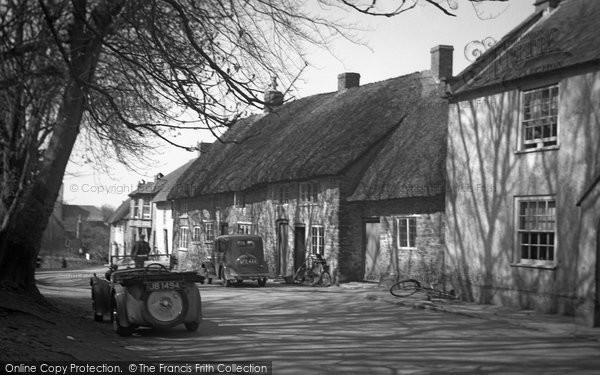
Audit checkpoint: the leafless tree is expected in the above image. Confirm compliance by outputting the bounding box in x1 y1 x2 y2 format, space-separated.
0 0 461 298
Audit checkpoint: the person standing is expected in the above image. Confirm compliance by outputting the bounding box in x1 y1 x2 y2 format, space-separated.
131 234 151 268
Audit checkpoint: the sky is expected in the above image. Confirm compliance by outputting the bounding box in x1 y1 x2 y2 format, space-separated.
62 0 535 209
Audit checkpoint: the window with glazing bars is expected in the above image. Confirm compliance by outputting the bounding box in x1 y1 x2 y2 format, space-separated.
311 226 324 255
517 198 556 262
522 85 558 149
398 217 417 248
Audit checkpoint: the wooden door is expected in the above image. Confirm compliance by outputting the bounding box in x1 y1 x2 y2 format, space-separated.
294 226 306 272
277 221 288 276
364 221 381 281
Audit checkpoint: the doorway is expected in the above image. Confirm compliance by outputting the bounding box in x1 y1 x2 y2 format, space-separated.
595 219 600 326
363 220 381 281
277 221 288 276
294 226 306 273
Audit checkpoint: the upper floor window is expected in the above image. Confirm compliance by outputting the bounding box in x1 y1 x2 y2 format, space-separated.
515 196 556 265
277 185 290 204
300 182 319 204
234 192 245 208
311 226 324 255
133 200 140 218
398 217 417 248
521 85 558 150
142 199 151 219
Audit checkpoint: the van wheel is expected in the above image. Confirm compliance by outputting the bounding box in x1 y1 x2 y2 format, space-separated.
258 278 267 287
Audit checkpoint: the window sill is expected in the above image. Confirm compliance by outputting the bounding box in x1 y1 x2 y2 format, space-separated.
515 145 560 155
510 262 556 270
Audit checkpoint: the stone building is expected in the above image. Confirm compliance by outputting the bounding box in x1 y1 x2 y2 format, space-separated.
445 0 600 325
168 46 450 284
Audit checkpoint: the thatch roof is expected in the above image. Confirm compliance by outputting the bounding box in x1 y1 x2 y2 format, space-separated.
108 199 130 224
451 0 600 98
152 159 196 203
169 70 447 200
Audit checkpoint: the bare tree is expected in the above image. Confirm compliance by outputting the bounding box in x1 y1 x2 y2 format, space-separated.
0 0 460 299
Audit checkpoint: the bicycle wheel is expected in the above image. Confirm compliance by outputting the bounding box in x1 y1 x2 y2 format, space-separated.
390 279 420 297
312 271 332 287
293 264 307 283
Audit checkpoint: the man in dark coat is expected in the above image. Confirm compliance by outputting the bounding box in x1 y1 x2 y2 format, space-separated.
131 234 151 268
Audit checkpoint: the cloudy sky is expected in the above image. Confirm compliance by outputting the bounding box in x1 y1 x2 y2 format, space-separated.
63 0 534 208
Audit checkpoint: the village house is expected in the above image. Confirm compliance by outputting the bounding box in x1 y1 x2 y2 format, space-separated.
108 198 130 263
445 0 600 325
151 158 196 257
168 46 450 284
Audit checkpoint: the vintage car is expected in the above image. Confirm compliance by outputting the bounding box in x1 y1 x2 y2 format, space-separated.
90 262 203 336
201 235 270 287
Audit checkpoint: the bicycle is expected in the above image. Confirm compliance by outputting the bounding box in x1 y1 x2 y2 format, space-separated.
389 279 457 300
293 254 332 287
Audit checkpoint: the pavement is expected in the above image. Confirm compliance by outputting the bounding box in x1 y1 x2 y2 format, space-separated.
339 282 600 342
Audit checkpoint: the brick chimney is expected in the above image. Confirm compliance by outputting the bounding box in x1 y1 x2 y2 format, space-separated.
431 45 454 82
337 72 360 91
534 0 561 12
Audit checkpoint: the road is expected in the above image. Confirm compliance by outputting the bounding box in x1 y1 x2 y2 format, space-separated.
36 268 600 374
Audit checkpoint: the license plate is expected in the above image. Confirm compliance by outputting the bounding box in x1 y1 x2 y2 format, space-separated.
145 281 182 290
239 259 257 265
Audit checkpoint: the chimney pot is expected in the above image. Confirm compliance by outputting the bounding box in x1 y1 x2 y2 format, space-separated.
337 72 360 91
430 45 454 82
534 0 560 12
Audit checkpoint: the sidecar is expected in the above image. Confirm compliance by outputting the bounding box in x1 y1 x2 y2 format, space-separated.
90 263 203 336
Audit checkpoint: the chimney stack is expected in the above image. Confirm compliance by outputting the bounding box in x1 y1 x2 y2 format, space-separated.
264 76 284 113
337 72 360 91
534 0 560 12
431 45 454 82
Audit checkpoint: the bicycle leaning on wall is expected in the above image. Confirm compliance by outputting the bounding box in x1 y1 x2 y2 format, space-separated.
293 254 332 287
389 279 457 300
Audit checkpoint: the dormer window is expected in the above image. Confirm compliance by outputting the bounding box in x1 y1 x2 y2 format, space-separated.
521 85 558 150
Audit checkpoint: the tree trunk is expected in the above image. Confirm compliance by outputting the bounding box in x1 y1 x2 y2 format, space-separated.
0 79 86 296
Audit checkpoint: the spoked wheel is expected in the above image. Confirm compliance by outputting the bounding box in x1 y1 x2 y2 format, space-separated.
390 279 420 297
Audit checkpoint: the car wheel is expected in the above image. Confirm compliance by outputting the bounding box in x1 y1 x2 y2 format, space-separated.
257 278 267 287
224 279 232 287
208 278 212 284
184 322 199 332
112 303 132 337
236 279 244 285
94 312 103 322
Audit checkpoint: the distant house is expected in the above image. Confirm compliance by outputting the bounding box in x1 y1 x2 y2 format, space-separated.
446 0 600 325
128 175 165 248
168 46 450 282
152 159 197 257
108 199 130 263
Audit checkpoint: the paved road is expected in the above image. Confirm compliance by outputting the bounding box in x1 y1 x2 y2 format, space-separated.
36 269 600 374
